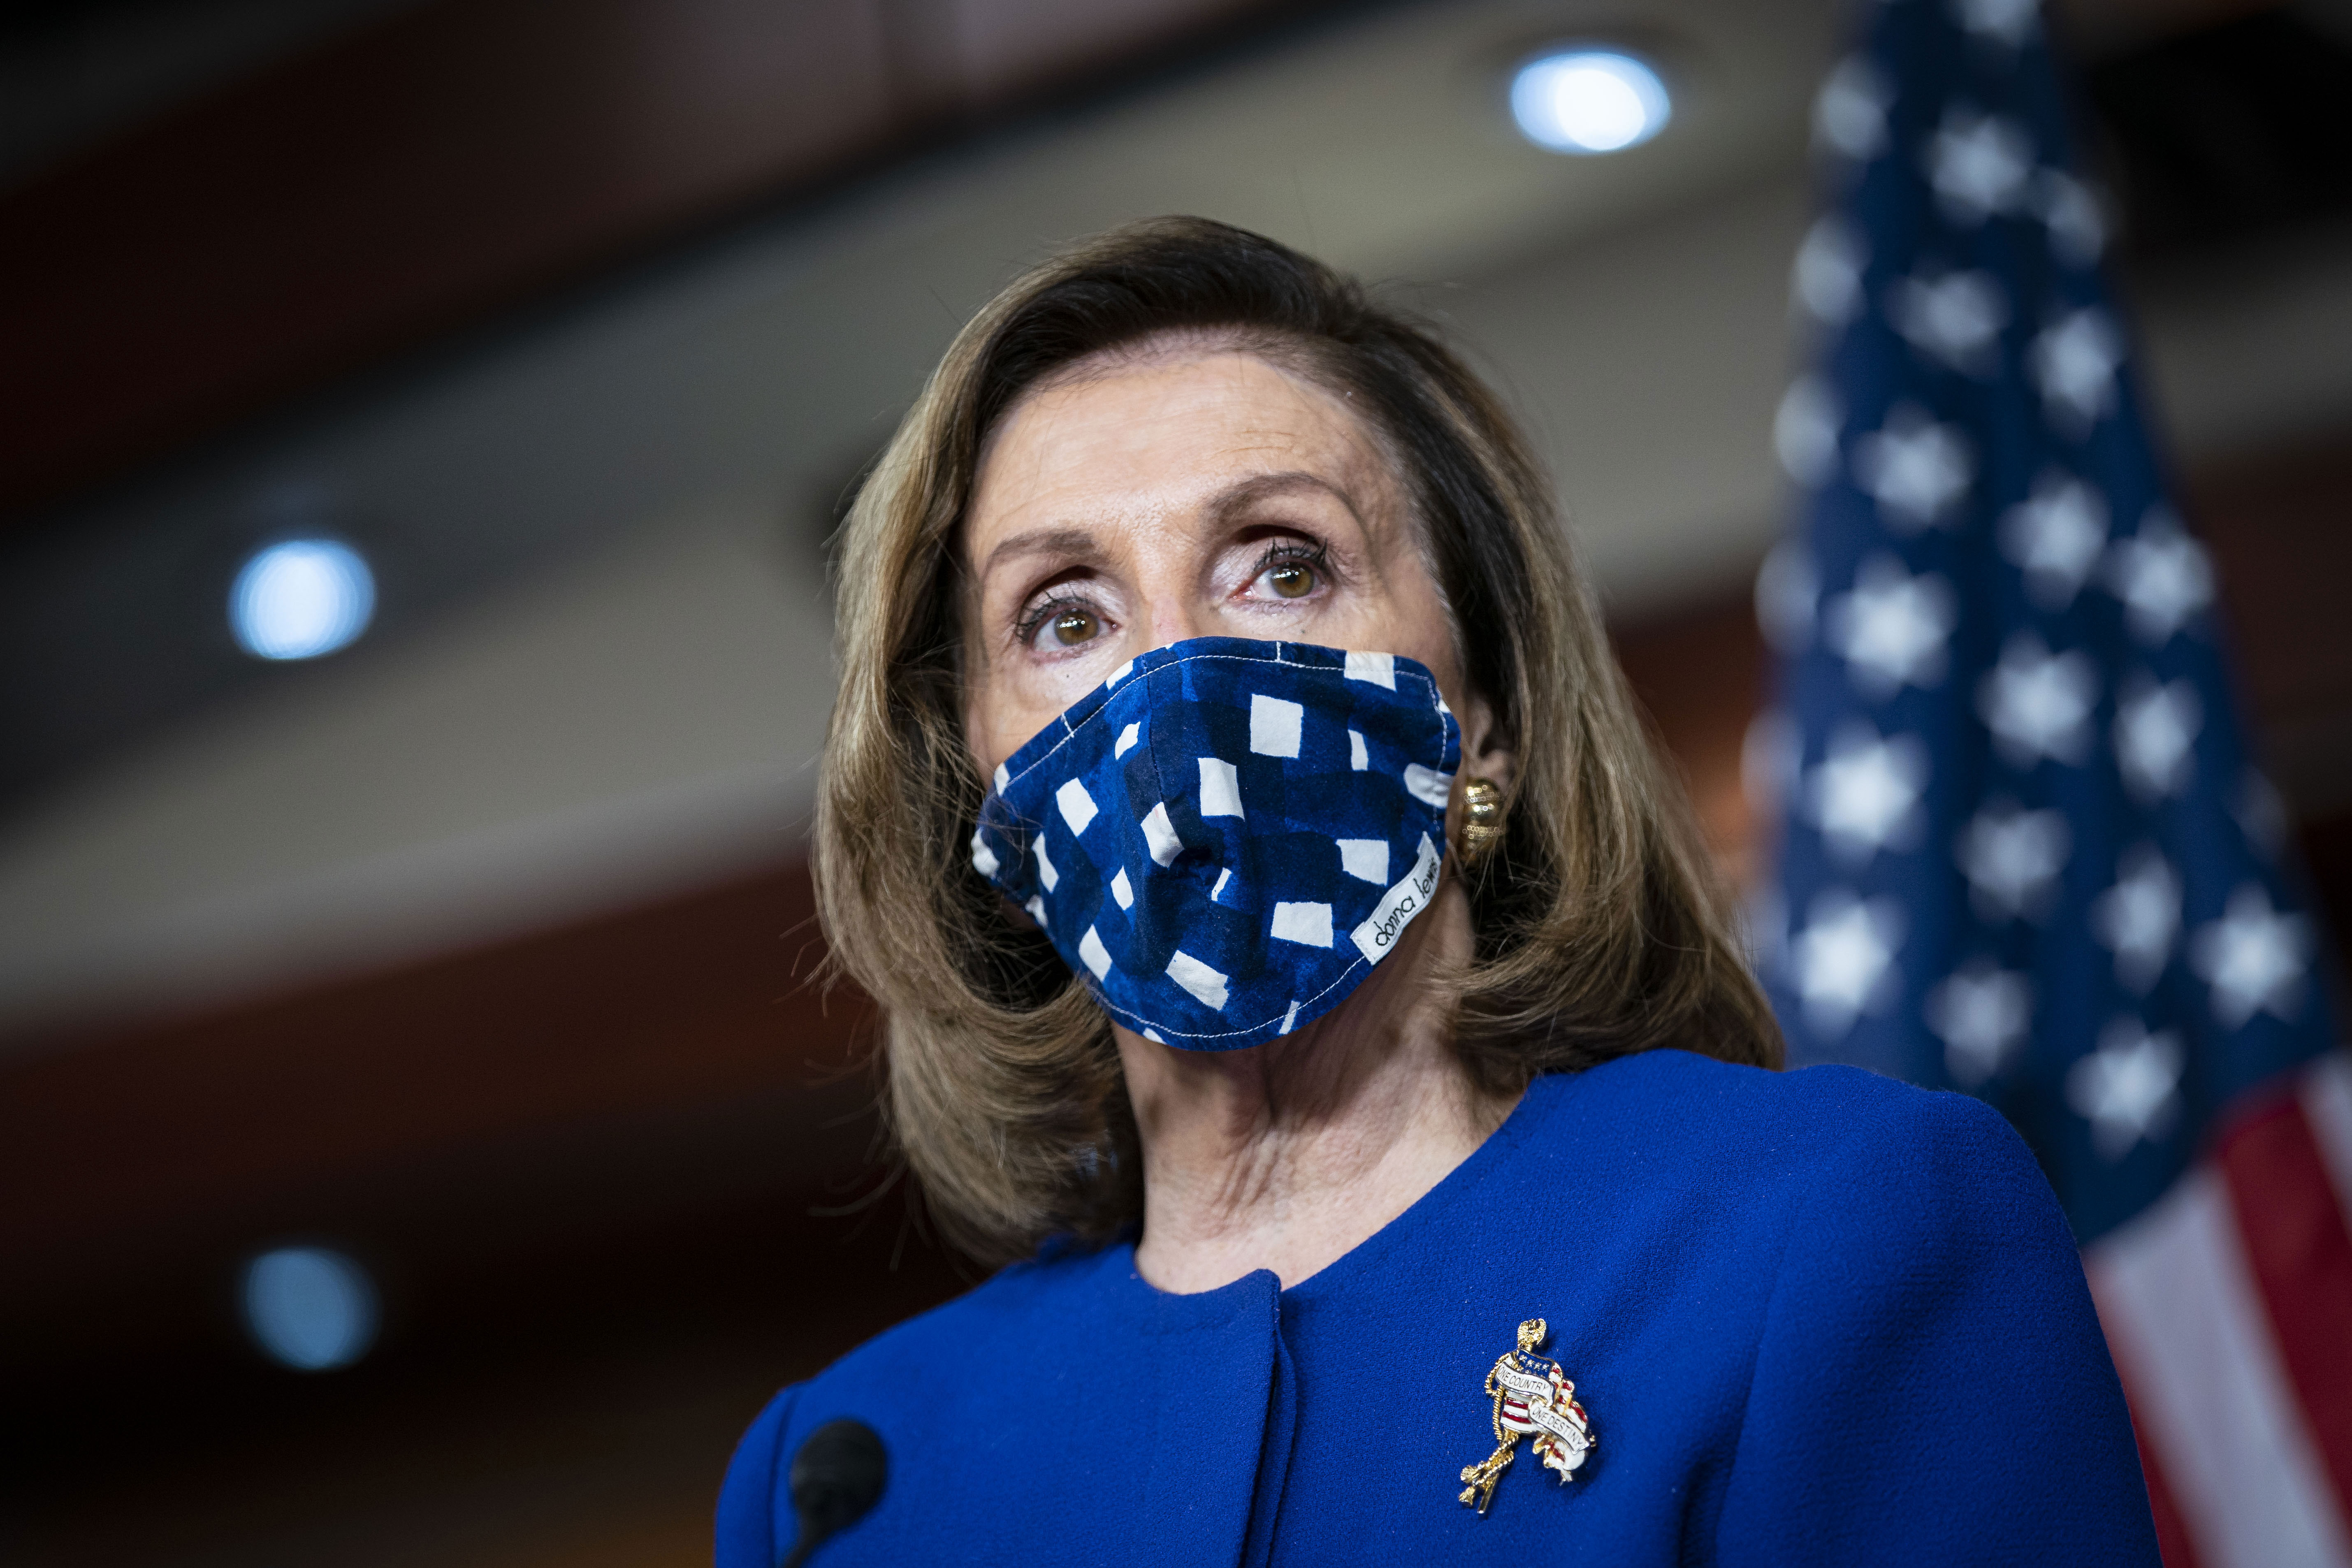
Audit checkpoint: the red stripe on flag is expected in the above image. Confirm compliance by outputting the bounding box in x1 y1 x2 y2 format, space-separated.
2216 1092 2352 1519
2124 1387 2204 1568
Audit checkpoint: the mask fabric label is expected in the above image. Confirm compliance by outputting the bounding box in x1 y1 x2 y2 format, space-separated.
972 637 1459 1051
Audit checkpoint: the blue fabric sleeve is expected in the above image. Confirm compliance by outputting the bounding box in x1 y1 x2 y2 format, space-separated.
1714 1086 2161 1566
715 1384 798 1568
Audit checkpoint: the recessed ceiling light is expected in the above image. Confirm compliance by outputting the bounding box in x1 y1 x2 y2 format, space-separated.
230 539 375 660
1510 49 1672 155
241 1246 380 1371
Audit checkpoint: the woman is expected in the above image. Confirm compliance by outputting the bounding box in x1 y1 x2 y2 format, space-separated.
719 218 2159 1565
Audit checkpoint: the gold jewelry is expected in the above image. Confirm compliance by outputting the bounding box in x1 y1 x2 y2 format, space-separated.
1457 1317 1595 1513
1458 777 1506 868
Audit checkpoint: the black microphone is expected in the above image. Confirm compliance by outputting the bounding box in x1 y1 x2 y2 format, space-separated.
779 1419 887 1567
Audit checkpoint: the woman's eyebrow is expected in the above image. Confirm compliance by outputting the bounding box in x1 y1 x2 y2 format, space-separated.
980 472 1359 581
1204 469 1362 527
979 526 1104 580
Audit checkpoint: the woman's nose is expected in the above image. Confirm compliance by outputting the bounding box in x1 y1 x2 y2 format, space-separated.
1140 596 1209 654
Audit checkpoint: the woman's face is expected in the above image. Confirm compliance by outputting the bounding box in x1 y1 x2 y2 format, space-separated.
962 347 1507 784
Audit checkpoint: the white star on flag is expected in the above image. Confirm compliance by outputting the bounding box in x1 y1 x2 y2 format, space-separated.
2029 308 2123 435
1925 958 2034 1087
1853 402 1974 531
1926 106 2033 224
1978 631 2098 767
1789 889 1905 1038
1794 216 1868 325
1754 540 1819 655
1997 469 2108 610
2092 844 2182 993
2035 169 2106 267
1774 376 1842 488
2104 508 2213 645
2067 1016 2185 1160
1958 798 2071 921
1824 552 1957 698
1814 55 1893 160
1954 0 2039 46
1806 721 1930 865
1888 266 2009 376
2190 883 2313 1030
2115 675 2202 801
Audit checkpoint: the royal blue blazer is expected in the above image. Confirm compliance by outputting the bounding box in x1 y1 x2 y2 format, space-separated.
718 1049 2162 1565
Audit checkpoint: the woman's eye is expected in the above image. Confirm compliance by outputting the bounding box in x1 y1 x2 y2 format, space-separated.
1264 559 1317 599
1048 607 1099 646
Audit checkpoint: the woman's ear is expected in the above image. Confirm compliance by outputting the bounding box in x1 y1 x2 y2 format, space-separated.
1454 687 1517 793
1446 687 1516 872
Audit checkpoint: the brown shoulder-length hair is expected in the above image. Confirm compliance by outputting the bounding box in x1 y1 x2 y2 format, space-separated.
815 216 1780 1263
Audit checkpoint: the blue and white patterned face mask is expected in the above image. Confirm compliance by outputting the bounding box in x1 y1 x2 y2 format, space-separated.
971 637 1460 1051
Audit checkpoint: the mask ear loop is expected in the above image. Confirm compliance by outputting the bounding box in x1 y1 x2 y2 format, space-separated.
1457 777 1507 870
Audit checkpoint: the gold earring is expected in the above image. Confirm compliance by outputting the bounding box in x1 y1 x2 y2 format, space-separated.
1458 777 1506 868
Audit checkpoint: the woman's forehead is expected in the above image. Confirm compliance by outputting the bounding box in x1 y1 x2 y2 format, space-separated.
967 348 1394 542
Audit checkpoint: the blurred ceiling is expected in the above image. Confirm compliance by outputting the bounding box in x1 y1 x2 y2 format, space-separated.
3 0 2352 1048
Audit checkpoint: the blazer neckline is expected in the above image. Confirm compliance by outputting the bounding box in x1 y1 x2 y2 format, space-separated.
1097 1063 1586 1322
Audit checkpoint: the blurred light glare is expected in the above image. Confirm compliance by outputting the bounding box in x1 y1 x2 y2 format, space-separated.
230 539 375 659
1510 50 1671 154
241 1246 379 1371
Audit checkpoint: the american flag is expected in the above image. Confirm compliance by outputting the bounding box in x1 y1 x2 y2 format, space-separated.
1756 1 2352 1563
